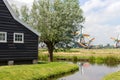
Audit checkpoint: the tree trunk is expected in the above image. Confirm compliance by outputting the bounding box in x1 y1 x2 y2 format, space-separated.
46 42 54 62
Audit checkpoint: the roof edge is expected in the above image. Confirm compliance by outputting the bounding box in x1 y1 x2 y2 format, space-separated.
3 0 40 36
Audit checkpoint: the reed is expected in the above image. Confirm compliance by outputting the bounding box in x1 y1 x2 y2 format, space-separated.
39 48 120 64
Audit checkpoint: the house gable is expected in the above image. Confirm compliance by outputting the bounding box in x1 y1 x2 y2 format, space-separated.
2 0 40 36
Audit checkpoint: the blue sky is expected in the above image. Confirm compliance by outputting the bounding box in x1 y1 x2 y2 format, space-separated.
8 0 120 45
79 0 88 5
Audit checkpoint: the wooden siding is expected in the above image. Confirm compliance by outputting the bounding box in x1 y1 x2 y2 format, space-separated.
0 0 38 61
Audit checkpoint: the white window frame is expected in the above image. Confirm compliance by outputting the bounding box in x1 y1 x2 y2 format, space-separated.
14 33 24 43
0 32 7 43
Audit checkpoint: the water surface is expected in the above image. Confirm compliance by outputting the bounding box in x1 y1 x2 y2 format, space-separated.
59 62 120 80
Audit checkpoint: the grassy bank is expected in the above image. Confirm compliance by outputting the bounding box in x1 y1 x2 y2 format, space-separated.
39 49 120 64
103 71 120 80
0 62 78 80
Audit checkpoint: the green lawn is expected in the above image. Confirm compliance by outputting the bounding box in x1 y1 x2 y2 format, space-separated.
0 62 78 80
103 71 120 80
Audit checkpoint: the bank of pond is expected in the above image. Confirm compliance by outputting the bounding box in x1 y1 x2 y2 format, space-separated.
38 52 120 80
103 71 120 80
0 61 120 80
0 62 78 80
39 54 120 67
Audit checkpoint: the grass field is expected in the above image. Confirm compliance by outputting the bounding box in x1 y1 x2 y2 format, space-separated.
103 71 120 80
39 48 120 57
0 62 78 80
39 48 120 62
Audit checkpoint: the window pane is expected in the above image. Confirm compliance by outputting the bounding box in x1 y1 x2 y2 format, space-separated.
14 33 24 43
0 32 6 42
0 34 2 37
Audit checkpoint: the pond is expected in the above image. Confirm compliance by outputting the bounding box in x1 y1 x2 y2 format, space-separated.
58 62 120 80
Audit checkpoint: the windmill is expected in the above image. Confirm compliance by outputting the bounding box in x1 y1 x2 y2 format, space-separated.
72 25 95 49
111 34 120 48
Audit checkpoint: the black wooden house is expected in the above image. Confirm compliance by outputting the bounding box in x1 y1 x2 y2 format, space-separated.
0 0 39 65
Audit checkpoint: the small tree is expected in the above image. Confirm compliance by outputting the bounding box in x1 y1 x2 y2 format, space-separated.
12 0 85 62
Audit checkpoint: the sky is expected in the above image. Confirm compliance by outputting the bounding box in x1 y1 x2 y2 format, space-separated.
8 0 120 45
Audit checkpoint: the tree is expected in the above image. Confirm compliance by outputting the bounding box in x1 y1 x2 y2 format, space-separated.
20 5 30 24
12 0 85 62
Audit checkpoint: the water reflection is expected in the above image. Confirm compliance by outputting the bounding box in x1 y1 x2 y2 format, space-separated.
78 62 84 75
89 61 120 68
59 62 120 80
78 62 90 75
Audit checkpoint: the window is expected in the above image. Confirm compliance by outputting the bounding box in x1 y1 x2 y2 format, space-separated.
14 33 24 43
0 32 7 43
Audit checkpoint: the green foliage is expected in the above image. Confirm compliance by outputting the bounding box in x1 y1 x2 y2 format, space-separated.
20 5 30 24
104 56 118 63
88 56 96 64
54 48 80 52
0 62 78 80
30 0 85 43
72 56 78 62
12 0 84 61
38 54 48 61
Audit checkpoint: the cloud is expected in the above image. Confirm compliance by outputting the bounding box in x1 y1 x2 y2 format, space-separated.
7 0 120 45
81 0 120 45
81 0 106 13
16 0 34 3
